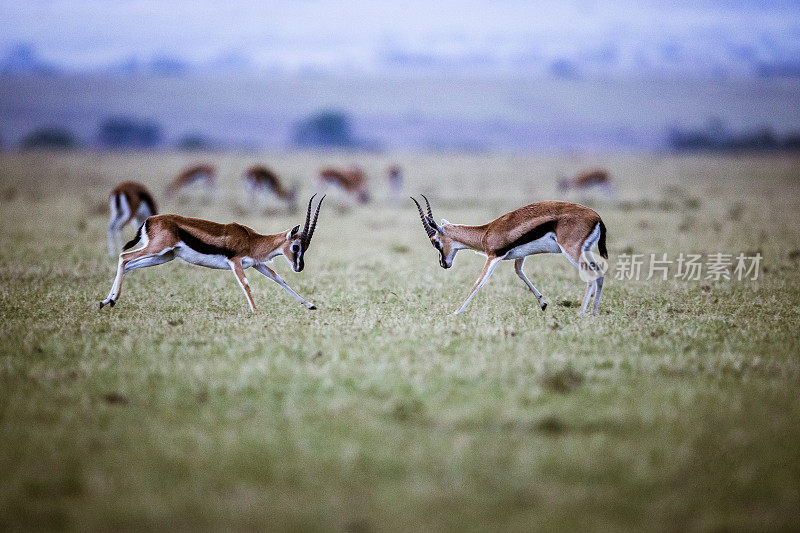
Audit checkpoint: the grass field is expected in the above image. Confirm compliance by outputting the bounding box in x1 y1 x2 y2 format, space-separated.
1 150 799 530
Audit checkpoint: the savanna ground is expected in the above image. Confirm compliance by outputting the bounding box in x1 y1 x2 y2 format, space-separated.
1 151 799 531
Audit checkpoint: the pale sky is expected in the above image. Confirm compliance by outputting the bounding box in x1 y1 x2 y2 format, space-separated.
1 0 799 72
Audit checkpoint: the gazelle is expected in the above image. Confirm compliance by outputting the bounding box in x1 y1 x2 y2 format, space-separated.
107 181 158 258
411 195 608 316
166 163 216 200
387 164 403 204
100 196 325 312
558 168 614 198
244 165 298 211
318 166 370 204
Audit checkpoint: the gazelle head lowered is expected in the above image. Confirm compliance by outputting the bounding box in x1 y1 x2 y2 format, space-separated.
411 195 463 269
411 195 608 317
283 194 325 272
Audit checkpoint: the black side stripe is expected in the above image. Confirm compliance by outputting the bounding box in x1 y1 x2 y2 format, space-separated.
114 193 122 213
493 220 558 257
123 220 147 251
176 227 236 258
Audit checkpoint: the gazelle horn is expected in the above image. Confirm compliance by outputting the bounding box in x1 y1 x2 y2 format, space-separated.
304 195 325 245
411 196 436 237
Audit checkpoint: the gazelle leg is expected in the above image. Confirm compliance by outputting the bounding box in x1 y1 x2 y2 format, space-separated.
109 194 132 258
108 196 120 257
581 249 605 316
559 243 597 316
102 255 126 307
514 257 547 311
454 257 502 315
592 276 604 315
228 259 256 312
578 280 597 315
254 263 316 309
107 219 121 258
100 247 174 308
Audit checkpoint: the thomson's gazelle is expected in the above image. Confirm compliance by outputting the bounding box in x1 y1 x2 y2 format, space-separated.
558 168 614 198
244 165 298 212
165 163 216 200
318 166 370 204
100 196 325 312
411 195 608 315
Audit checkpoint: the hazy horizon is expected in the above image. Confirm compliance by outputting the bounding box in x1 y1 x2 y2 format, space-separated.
3 1 799 152
2 1 800 78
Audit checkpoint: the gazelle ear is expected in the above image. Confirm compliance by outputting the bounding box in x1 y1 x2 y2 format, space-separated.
287 224 300 239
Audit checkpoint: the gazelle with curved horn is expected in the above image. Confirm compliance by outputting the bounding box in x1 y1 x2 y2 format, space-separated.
411 195 608 316
100 196 325 312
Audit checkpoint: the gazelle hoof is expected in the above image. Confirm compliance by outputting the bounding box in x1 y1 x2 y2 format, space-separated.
308 304 317 310
540 302 547 311
109 300 115 308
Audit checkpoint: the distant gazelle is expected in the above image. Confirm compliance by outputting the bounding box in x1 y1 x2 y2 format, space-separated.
244 165 298 211
166 163 216 200
100 196 325 312
411 195 608 316
107 181 158 258
318 166 370 204
387 164 403 203
558 168 614 198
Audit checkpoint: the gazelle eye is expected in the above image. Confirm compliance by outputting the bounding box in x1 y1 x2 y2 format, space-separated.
291 244 300 253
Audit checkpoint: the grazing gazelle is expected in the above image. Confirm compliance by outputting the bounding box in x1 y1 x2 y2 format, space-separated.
107 181 158 258
387 164 403 203
318 166 370 204
558 168 614 198
166 163 216 200
411 195 608 316
100 196 325 312
244 165 298 211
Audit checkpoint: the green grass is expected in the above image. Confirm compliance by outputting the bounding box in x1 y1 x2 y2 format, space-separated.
1 151 800 530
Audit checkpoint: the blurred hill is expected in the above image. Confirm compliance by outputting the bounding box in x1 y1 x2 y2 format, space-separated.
1 74 799 152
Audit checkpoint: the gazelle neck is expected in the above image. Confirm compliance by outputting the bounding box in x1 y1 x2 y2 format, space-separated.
444 223 487 253
254 232 286 260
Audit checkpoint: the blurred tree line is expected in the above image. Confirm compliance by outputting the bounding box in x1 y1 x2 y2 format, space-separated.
13 109 380 151
669 118 800 152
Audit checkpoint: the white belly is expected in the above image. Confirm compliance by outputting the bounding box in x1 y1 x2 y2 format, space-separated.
504 232 561 259
175 243 230 269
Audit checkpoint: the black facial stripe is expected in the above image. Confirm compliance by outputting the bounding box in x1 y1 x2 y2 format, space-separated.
493 220 558 257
